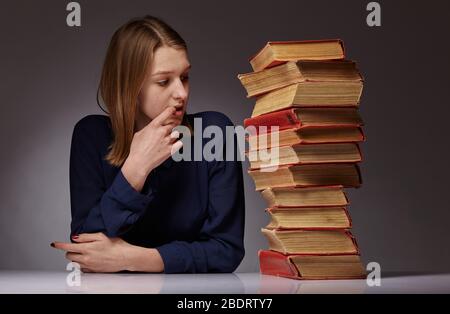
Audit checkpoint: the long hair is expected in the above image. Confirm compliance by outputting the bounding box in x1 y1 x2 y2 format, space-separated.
98 15 189 167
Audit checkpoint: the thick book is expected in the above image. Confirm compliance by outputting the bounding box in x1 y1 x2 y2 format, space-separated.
249 39 345 72
246 126 365 151
248 142 362 169
248 163 362 190
261 228 359 255
265 206 352 230
251 81 363 117
261 185 348 207
238 60 363 98
244 108 363 135
259 250 366 280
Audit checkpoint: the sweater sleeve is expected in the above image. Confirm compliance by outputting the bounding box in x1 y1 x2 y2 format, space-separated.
69 117 155 237
155 113 246 273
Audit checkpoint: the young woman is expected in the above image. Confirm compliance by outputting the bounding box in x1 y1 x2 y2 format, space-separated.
51 15 245 273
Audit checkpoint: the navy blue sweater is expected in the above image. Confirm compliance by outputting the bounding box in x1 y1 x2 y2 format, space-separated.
69 111 245 273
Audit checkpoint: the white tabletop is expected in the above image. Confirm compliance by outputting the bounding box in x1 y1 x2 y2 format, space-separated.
0 271 449 294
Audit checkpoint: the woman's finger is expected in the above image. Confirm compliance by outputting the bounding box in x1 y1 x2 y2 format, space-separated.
170 130 180 140
72 232 105 243
65 256 90 272
164 130 180 145
170 140 183 155
52 241 85 253
65 252 84 264
150 107 175 126
161 124 175 136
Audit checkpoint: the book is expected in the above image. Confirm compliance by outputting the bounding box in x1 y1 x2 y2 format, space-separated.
265 206 352 229
239 39 366 281
244 108 363 135
238 60 363 98
249 39 345 72
248 163 362 190
261 228 359 254
259 250 366 280
247 126 365 151
251 81 363 117
248 142 362 169
261 185 348 207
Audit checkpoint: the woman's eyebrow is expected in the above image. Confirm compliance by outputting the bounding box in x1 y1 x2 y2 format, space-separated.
152 70 173 76
152 64 191 76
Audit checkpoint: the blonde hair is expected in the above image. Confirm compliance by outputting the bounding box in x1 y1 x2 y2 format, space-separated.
98 15 190 167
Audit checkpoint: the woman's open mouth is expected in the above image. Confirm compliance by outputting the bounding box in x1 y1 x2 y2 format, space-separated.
173 105 184 117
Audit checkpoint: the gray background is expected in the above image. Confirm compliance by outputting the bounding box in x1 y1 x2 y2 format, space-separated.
1 0 449 274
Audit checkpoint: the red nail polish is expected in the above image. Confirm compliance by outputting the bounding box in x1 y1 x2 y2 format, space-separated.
72 235 79 239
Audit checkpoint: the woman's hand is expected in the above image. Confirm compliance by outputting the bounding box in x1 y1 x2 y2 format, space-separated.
51 233 164 273
121 106 183 192
129 106 183 174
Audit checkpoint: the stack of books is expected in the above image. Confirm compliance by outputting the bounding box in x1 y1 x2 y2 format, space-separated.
237 39 366 280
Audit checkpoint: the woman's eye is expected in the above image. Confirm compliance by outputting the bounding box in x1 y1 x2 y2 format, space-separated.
181 75 189 82
157 79 169 87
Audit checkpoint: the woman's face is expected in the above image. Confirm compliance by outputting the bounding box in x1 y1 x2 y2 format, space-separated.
137 45 191 130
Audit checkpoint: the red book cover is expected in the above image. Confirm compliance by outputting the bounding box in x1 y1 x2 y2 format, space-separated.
244 108 364 136
259 250 300 279
259 249 366 280
244 108 300 135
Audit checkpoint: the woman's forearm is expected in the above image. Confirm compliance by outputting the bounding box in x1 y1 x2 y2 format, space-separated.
124 244 164 273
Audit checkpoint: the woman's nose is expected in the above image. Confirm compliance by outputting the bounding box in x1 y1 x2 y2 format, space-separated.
173 79 188 100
